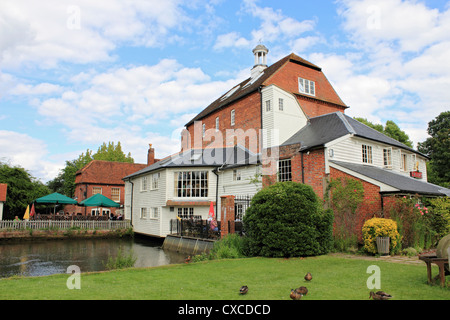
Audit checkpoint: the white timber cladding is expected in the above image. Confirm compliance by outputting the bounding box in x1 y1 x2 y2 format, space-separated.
219 164 262 196
325 136 428 181
261 85 308 148
125 164 262 237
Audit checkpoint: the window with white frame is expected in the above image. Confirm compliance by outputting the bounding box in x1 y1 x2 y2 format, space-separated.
141 176 148 191
202 124 206 138
150 207 160 219
383 148 392 168
215 117 219 132
411 154 417 170
233 169 242 181
140 207 147 219
265 100 271 112
231 109 235 126
92 187 102 195
174 171 208 197
278 159 292 182
298 77 315 96
177 207 194 219
92 208 110 216
400 153 407 171
111 187 120 202
279 98 284 111
362 145 373 164
151 172 160 190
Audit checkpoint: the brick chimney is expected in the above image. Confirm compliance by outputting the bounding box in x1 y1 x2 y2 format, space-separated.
147 144 155 165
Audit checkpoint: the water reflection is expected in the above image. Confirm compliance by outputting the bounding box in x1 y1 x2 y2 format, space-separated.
0 235 186 278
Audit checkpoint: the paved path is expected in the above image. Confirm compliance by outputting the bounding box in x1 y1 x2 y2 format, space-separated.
329 252 424 265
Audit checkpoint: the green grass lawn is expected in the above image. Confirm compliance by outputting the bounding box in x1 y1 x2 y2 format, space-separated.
0 255 448 300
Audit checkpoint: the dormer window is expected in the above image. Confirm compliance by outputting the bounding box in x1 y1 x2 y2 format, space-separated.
298 77 315 96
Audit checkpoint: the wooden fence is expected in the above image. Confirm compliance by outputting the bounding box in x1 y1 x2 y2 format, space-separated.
0 220 131 231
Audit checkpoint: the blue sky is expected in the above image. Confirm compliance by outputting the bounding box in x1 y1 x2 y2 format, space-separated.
1 0 449 182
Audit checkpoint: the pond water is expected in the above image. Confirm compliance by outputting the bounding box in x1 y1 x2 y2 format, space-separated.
0 235 186 278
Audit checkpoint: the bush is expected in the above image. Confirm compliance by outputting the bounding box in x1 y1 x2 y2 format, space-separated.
362 218 401 255
385 195 448 249
242 182 334 257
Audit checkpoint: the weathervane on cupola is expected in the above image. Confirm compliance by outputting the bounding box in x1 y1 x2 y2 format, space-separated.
251 42 269 79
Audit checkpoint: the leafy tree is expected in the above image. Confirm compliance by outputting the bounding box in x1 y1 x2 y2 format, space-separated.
417 111 450 188
354 118 413 148
242 182 333 257
47 142 134 197
93 142 134 163
0 162 50 219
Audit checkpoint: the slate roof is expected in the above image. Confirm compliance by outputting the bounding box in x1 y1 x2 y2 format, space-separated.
124 146 259 179
282 112 427 157
76 161 148 185
0 184 7 202
185 53 346 127
330 160 450 196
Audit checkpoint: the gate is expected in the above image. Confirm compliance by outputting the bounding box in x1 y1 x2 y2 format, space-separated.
230 195 252 236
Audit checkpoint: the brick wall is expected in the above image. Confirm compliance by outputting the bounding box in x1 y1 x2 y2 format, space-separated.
266 145 326 199
329 167 382 241
185 91 262 152
220 195 235 238
65 183 123 216
263 60 347 117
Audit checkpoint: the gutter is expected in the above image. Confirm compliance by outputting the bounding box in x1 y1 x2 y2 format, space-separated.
212 168 220 219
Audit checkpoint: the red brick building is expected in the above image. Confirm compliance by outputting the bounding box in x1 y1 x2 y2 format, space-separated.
126 45 449 239
179 45 449 238
65 146 157 217
183 45 347 153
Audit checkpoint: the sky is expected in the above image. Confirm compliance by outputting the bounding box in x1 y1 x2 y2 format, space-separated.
1 0 449 183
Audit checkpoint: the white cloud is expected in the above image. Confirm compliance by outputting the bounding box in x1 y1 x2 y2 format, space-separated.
9 83 63 96
0 130 62 182
0 0 187 68
36 59 244 151
338 0 448 52
332 0 450 147
214 0 316 50
214 32 250 50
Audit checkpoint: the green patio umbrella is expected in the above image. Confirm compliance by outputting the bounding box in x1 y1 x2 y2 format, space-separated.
35 192 78 204
79 193 120 208
79 193 120 217
34 192 78 215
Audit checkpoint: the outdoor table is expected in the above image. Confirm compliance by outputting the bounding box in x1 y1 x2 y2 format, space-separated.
419 253 449 287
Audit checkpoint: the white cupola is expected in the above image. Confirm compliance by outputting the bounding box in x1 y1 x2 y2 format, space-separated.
251 44 269 79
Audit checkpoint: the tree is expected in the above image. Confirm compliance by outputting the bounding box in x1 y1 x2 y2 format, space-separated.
242 182 333 257
0 162 50 219
47 141 134 197
354 118 413 148
93 142 134 163
417 111 450 188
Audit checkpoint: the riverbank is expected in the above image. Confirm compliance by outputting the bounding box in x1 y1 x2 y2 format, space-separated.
0 228 133 242
0 255 448 300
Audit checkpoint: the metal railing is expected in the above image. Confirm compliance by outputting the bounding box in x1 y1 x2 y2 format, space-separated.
169 219 221 240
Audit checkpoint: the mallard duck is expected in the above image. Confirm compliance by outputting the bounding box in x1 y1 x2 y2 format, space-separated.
295 286 308 295
185 256 191 264
304 272 312 281
290 289 302 300
239 286 248 295
369 291 393 300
